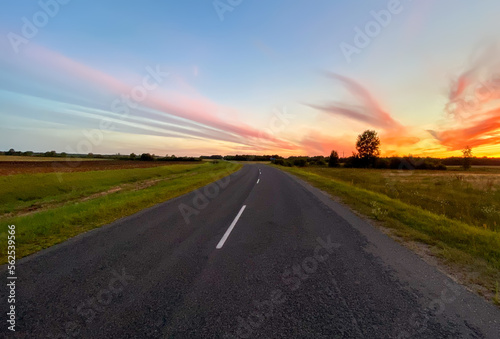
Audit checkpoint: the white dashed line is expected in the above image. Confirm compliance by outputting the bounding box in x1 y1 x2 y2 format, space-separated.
257 179 260 184
216 205 247 249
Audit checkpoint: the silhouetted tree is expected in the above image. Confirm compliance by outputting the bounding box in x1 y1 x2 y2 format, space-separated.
140 153 154 161
462 146 473 170
328 150 340 167
356 130 380 167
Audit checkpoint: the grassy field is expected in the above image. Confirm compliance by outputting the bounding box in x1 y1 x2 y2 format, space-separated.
276 165 500 303
0 161 241 262
297 167 500 231
0 163 207 215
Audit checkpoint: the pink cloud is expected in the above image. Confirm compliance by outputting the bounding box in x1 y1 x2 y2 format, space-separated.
307 73 421 153
299 130 355 156
6 43 298 151
308 73 402 130
435 47 500 150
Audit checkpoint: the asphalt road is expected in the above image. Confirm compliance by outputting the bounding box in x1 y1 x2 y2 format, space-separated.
1 164 500 338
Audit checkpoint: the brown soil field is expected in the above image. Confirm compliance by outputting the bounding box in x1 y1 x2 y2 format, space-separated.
0 161 199 176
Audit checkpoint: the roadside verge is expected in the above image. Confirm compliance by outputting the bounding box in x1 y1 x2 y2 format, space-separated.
274 165 500 306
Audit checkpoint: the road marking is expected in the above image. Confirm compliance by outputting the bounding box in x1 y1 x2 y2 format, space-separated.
257 179 260 184
216 205 246 249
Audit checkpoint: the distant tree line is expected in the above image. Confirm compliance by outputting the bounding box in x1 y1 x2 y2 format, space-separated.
273 155 449 170
200 155 224 160
3 142 499 169
440 156 500 166
0 149 201 162
222 155 283 161
273 130 447 170
132 153 201 162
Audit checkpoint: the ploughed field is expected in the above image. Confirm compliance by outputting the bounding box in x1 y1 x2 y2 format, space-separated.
0 160 193 176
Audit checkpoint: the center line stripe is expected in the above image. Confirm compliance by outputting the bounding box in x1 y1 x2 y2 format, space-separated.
257 179 260 184
216 205 246 249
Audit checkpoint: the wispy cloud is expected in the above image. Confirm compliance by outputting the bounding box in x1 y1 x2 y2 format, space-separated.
432 46 500 150
0 42 297 152
431 109 500 150
307 72 402 130
306 73 421 153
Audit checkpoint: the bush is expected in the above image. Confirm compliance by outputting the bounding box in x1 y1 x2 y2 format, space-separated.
389 157 403 169
388 157 447 171
374 158 389 169
293 159 307 167
140 153 154 161
344 154 363 168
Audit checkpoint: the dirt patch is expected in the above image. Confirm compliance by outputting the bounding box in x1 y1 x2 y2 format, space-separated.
81 187 123 202
133 178 164 190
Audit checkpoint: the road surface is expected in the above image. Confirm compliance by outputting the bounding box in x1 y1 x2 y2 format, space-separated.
1 164 499 338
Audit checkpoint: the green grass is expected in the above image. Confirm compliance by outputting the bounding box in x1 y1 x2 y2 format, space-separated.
0 161 241 262
275 165 500 300
0 163 206 215
287 167 500 232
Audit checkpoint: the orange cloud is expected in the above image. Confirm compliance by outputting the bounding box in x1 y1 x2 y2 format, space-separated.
301 134 354 156
431 109 500 150
435 47 500 151
307 73 421 154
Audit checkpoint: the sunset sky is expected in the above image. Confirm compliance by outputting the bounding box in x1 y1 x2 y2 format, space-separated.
1 1 500 157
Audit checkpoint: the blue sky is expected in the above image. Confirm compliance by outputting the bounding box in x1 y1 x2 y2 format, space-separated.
2 0 500 156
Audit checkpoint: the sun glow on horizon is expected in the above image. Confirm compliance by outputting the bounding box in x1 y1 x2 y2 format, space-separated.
1 2 500 157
